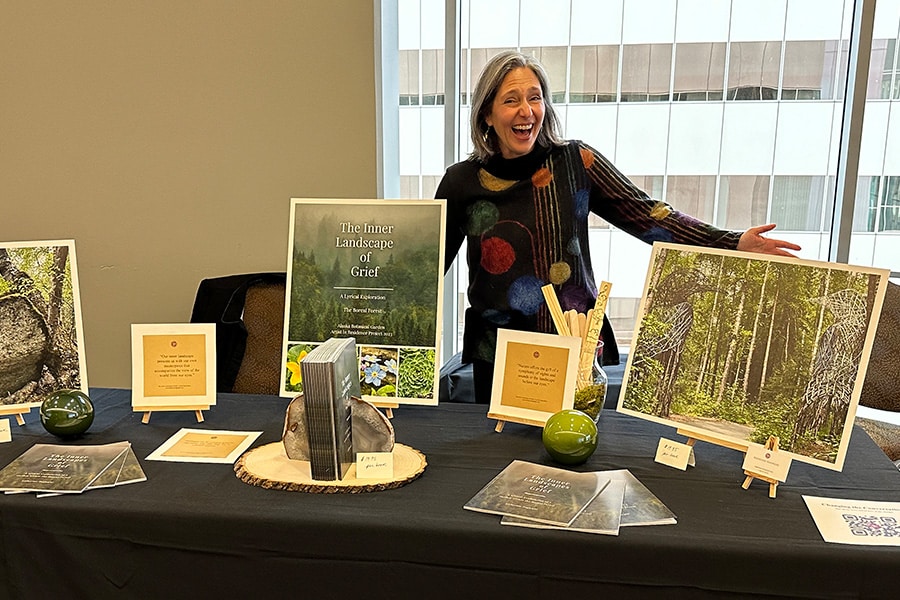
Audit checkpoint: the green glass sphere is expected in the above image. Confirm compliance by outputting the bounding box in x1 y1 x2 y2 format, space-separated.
40 389 94 438
542 409 598 465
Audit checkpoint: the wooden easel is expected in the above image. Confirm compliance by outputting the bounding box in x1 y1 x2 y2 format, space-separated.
678 429 781 498
0 406 32 426
371 401 398 419
134 405 208 424
741 436 781 499
488 412 545 433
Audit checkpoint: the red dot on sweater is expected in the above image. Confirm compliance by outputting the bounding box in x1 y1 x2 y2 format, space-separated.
480 237 516 274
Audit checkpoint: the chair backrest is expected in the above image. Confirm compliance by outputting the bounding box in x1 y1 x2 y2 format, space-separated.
860 280 900 412
232 281 286 394
190 272 286 394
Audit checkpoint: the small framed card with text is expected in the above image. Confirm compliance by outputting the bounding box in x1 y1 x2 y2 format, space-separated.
488 328 581 432
131 323 216 423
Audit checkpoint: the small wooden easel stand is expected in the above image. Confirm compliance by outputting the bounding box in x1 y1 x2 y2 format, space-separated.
741 436 781 499
488 413 545 433
0 406 31 426
677 429 781 498
135 405 208 424
372 401 398 419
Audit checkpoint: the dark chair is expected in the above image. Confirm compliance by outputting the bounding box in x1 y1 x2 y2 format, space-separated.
855 280 900 463
190 272 287 395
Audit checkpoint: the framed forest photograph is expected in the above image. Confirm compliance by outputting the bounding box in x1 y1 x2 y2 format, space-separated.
0 240 88 407
617 243 889 471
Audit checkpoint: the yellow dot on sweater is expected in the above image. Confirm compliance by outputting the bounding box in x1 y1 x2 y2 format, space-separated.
549 261 571 285
478 169 516 192
650 201 672 220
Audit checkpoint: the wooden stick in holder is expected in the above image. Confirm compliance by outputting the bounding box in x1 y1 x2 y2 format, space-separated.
576 281 612 389
541 284 570 336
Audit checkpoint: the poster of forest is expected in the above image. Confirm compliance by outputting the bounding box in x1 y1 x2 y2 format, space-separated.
0 240 87 407
280 199 446 406
618 243 889 471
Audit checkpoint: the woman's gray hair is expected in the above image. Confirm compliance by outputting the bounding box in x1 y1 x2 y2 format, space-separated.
469 50 565 161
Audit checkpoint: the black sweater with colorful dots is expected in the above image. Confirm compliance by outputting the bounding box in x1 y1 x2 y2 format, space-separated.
437 140 741 365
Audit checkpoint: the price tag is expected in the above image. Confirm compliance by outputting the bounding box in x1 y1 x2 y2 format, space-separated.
655 437 695 470
0 419 10 443
356 452 393 479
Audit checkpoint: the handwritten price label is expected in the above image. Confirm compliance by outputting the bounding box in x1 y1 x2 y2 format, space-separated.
655 437 695 471
356 452 394 479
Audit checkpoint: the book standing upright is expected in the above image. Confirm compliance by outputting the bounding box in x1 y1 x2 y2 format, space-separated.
301 337 360 481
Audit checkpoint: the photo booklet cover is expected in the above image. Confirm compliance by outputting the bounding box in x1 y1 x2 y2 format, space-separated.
498 468 676 535
0 441 146 496
280 199 446 406
463 460 610 527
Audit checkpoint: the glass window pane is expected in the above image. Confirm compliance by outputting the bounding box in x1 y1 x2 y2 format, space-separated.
570 45 619 103
853 176 879 232
621 44 672 102
666 176 716 223
727 41 781 101
422 49 445 105
673 43 726 101
782 41 828 101
399 175 418 199
867 39 893 100
770 176 826 231
399 49 419 106
880 175 900 231
717 175 769 229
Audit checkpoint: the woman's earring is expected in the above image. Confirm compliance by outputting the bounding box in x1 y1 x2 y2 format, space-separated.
482 125 492 143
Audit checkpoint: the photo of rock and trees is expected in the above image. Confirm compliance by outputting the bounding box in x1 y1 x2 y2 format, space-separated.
620 244 886 469
0 242 86 406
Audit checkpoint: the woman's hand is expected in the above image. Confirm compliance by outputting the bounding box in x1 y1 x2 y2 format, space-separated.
737 224 801 257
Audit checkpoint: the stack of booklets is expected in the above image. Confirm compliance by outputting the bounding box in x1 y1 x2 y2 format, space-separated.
464 461 675 535
301 337 360 481
0 441 146 497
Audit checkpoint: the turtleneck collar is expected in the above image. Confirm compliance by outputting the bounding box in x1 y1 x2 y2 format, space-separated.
480 144 552 181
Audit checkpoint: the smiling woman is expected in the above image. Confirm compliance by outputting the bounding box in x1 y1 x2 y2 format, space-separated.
436 50 800 405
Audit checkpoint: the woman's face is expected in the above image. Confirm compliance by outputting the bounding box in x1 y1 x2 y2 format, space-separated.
485 66 545 159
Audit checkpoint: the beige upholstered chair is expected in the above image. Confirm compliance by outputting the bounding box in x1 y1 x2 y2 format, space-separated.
231 280 286 395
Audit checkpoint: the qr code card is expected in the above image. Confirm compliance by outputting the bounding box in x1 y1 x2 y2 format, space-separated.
804 495 900 546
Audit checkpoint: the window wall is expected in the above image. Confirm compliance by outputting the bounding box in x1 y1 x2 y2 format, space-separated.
394 0 900 357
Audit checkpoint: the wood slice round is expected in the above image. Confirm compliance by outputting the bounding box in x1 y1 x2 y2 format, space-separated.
234 442 426 493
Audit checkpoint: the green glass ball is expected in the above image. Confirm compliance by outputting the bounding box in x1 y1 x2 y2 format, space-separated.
40 389 94 438
542 409 598 465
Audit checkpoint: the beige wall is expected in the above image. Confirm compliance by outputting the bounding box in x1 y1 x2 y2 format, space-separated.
1 2 378 388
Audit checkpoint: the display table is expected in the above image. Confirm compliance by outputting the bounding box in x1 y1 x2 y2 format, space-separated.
0 388 897 599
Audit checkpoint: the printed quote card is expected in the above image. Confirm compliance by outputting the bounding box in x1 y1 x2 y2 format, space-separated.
489 328 580 426
131 323 217 409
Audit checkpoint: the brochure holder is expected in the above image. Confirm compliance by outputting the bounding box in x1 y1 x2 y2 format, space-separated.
135 405 208 424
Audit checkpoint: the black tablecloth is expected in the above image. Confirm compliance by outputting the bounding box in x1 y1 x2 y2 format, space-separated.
0 389 898 599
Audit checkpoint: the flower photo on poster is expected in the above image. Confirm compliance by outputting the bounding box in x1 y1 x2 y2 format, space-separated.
617 243 890 471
